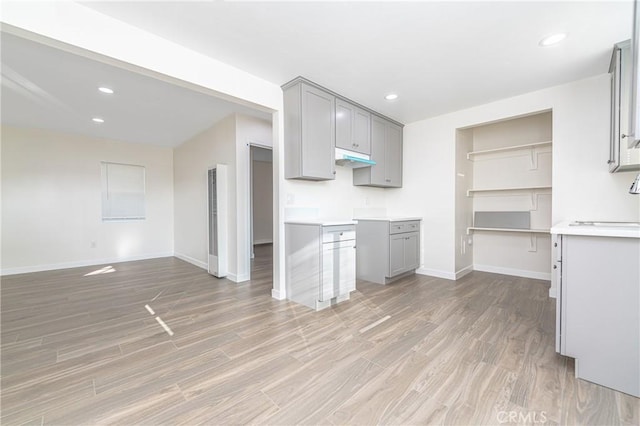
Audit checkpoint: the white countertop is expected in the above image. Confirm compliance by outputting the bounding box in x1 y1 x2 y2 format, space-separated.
285 219 357 226
551 221 640 239
354 217 422 222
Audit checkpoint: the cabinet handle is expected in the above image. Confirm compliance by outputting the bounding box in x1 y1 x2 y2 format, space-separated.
333 171 336 175
554 243 557 247
385 179 391 182
553 265 557 269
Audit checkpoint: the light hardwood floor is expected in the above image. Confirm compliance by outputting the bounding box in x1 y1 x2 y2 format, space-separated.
1 244 638 425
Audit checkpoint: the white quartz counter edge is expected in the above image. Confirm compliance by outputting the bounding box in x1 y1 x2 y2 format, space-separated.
285 219 357 226
551 221 640 239
354 217 422 222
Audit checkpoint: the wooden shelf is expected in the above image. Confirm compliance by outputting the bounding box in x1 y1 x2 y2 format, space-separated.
467 227 550 234
467 141 552 160
467 185 551 196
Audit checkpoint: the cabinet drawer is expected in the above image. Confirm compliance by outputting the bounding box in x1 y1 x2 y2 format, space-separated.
389 220 420 234
322 225 356 243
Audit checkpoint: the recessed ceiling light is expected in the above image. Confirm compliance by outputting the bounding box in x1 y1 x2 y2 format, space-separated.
98 87 114 94
92 117 105 123
385 93 398 101
539 33 567 47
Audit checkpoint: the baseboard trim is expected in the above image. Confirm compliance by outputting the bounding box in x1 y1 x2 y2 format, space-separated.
455 265 474 280
0 252 174 276
473 264 551 281
173 252 207 270
271 288 285 300
415 267 456 281
253 239 273 245
227 272 250 283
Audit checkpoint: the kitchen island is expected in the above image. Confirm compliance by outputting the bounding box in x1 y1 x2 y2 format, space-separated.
551 221 640 397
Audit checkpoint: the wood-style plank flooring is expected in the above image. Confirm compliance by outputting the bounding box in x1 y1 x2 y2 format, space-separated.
2 244 638 425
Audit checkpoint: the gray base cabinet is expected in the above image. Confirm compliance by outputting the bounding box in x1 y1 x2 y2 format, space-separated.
283 81 336 180
555 234 640 397
285 222 356 310
353 115 402 187
356 219 421 285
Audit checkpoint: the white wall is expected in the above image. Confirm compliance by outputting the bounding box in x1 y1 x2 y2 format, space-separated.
282 167 389 221
1 0 287 295
385 116 457 278
173 115 236 273
1 126 174 274
387 74 640 295
173 114 272 282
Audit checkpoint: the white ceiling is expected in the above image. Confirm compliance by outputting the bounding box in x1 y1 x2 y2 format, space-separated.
1 1 634 147
81 1 634 124
0 32 270 147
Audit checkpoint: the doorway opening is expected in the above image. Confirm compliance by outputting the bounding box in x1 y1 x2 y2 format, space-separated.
249 145 273 278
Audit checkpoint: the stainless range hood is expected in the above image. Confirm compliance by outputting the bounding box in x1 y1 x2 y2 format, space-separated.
335 148 376 169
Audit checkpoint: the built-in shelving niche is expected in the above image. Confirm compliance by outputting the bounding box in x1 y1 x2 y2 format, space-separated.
455 111 552 280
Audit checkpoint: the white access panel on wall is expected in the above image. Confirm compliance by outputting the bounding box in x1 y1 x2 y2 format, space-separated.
208 164 228 278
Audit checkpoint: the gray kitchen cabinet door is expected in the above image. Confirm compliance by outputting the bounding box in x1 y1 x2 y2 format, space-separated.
353 115 402 187
357 115 387 185
335 99 354 152
385 123 403 187
320 240 356 301
284 81 335 180
388 234 406 276
609 40 640 172
403 232 420 270
353 107 371 154
301 84 335 179
336 99 371 155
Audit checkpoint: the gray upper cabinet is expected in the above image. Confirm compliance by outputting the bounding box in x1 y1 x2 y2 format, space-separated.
385 121 403 186
353 115 403 187
284 81 336 180
335 99 371 154
283 77 403 185
609 40 640 172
